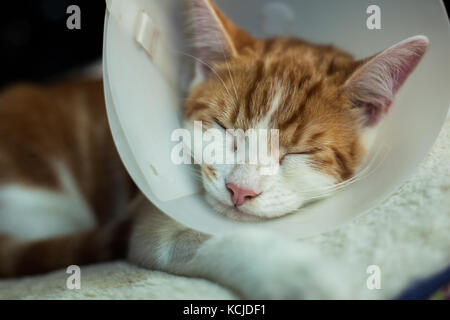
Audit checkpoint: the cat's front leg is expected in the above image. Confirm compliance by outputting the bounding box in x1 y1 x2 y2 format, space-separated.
128 198 353 299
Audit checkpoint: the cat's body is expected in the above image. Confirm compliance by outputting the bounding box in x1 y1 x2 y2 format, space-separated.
0 80 136 277
0 0 428 298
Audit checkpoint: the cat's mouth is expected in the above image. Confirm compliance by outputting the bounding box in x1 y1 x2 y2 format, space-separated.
204 194 269 222
203 193 298 222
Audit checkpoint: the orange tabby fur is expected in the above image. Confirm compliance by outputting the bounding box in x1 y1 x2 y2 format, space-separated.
0 80 136 277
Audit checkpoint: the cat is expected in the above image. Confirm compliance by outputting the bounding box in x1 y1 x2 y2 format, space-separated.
0 0 428 299
184 0 428 221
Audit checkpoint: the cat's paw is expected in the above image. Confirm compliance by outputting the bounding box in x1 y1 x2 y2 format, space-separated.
235 250 350 300
192 230 353 299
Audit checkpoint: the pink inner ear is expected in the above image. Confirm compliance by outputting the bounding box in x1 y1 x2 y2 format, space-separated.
348 36 429 127
389 40 429 95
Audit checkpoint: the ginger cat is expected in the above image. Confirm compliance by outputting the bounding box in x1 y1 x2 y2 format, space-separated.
0 0 428 299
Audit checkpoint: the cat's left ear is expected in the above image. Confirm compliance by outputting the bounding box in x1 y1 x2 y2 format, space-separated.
189 0 255 78
345 36 429 127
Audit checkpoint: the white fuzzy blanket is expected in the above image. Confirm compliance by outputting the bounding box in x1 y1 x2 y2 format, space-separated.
1 114 449 300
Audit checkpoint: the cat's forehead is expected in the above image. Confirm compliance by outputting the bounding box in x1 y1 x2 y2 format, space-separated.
211 60 352 128
219 37 357 81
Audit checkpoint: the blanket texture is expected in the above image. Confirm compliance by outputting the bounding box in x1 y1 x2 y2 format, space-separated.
0 113 449 300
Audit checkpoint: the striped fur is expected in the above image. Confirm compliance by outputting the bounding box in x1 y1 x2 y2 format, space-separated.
0 80 136 278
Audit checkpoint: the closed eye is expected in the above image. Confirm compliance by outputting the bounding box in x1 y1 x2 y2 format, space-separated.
213 117 227 130
280 148 322 164
295 147 322 155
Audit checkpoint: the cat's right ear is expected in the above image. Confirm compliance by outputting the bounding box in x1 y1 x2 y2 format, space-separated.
188 0 254 80
345 36 429 127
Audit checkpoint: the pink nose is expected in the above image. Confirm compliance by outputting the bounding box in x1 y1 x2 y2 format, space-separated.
226 183 258 206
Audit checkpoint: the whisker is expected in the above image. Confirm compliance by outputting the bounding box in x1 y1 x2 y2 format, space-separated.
217 40 239 107
296 143 389 196
173 50 234 102
223 56 239 106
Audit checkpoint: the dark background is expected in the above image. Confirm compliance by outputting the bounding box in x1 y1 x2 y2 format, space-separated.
0 0 449 90
0 0 105 89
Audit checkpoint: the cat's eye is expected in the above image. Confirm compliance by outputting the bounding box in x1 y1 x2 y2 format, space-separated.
213 117 227 130
280 148 322 164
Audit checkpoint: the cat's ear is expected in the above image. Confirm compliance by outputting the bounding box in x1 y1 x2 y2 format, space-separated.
345 36 429 127
189 0 255 78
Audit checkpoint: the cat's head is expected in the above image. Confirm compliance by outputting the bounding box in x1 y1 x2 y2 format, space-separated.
184 0 429 221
